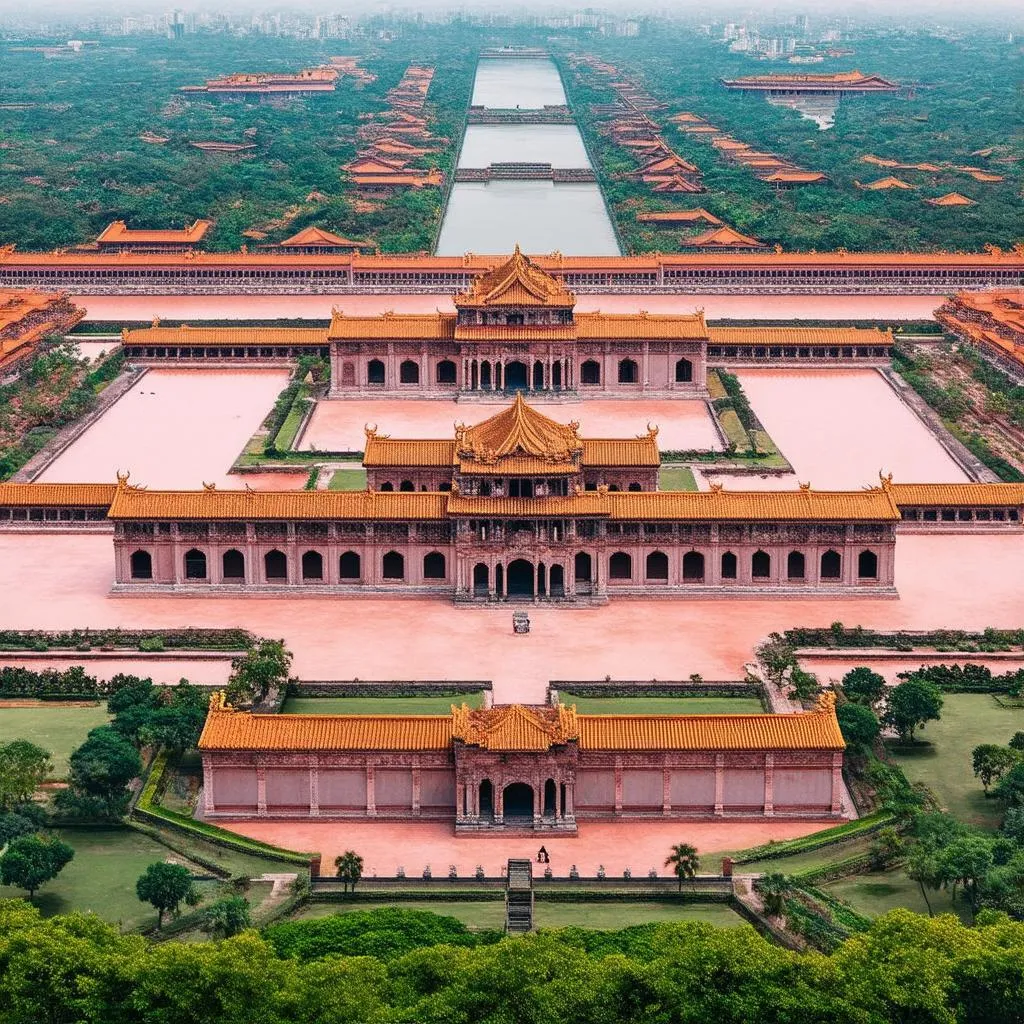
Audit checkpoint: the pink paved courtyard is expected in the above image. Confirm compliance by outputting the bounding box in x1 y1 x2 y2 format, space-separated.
76 293 942 323
301 398 721 453
1 532 1021 704
222 818 832 876
39 368 289 489
737 369 968 489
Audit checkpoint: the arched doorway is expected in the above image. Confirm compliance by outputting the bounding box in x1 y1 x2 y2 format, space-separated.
480 362 492 390
575 551 592 583
436 359 456 385
223 549 245 581
543 779 556 817
479 779 493 819
550 564 565 597
533 361 545 389
504 360 528 391
506 559 534 597
473 562 489 596
130 550 152 580
367 359 385 385
503 782 534 820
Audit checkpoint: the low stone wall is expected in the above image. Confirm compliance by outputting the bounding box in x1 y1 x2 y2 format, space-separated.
550 679 762 701
291 679 491 698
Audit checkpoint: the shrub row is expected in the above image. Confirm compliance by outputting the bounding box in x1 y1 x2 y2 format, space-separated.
898 663 1024 694
783 624 1024 652
732 811 895 865
0 627 255 652
0 665 103 698
291 681 490 697
789 852 879 887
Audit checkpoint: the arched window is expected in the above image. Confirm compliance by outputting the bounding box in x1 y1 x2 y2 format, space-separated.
580 360 601 385
339 551 361 580
858 550 878 579
752 550 771 578
628 482 642 492
675 357 693 383
301 550 323 580
479 482 492 497
787 551 806 580
609 552 632 580
399 360 419 384
439 481 451 492
265 550 287 580
184 548 207 580
423 551 446 579
380 482 394 492
399 480 415 492
721 551 738 579
367 359 385 385
436 359 457 384
683 550 705 581
821 550 842 579
130 550 152 580
618 358 638 384
646 551 669 580
222 549 245 580
382 551 405 580
608 484 620 492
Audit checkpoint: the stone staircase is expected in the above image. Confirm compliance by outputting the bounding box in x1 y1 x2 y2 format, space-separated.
505 858 534 933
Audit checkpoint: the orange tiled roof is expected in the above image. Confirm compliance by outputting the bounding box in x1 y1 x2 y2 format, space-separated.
0 482 117 507
454 246 575 309
684 226 765 249
457 393 582 465
856 176 915 191
328 311 456 341
636 209 723 225
576 311 708 339
926 192 976 206
107 486 447 521
722 71 896 90
708 326 893 346
890 482 1024 507
452 703 579 751
446 494 612 517
762 171 828 184
278 227 369 248
198 694 843 753
123 324 327 346
580 701 844 751
96 220 212 244
363 438 455 468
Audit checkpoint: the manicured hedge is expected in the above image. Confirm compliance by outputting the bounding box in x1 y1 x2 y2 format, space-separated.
0 627 255 652
732 811 895 865
784 624 1024 652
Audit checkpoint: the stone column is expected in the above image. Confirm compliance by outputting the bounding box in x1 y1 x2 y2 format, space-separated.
203 759 215 814
714 754 724 815
565 779 575 818
495 776 504 824
256 765 267 817
662 767 671 816
831 752 844 814
614 761 623 813
456 781 465 822
309 763 319 817
763 753 774 816
412 767 421 815
533 776 541 824
366 766 376 817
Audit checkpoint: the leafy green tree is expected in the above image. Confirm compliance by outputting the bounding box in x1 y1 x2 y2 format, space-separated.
868 828 906 870
841 667 887 706
0 832 74 898
0 740 52 809
203 894 251 938
753 872 791 916
973 744 1020 794
994 762 1024 807
941 836 994 910
0 812 38 845
63 726 142 817
1008 732 1024 752
883 677 943 742
837 702 880 749
1001 805 1024 844
906 843 942 916
226 639 293 706
140 681 208 752
136 861 200 929
335 850 364 895
665 843 700 891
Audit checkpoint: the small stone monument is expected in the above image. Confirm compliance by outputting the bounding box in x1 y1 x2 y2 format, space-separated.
513 611 531 634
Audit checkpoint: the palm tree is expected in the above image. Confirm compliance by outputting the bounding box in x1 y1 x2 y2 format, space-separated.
753 872 791 917
334 850 364 895
665 843 700 891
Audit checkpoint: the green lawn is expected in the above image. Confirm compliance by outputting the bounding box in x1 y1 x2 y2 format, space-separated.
706 835 876 876
0 702 110 778
659 466 698 491
561 695 764 715
282 693 485 715
889 693 1024 829
0 827 217 930
290 899 742 930
328 468 368 491
824 869 967 922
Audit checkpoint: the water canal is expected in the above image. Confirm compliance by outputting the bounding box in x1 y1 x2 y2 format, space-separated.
436 54 620 256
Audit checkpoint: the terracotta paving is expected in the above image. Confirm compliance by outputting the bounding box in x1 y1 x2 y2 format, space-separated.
76 293 943 324
301 398 721 454
1 533 1021 703
222 817 832 875
39 368 289 489
737 368 969 488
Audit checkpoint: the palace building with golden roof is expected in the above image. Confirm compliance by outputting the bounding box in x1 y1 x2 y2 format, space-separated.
197 692 847 828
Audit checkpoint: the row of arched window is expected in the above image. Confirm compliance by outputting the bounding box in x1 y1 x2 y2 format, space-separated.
363 358 694 387
606 549 879 582
129 549 447 583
